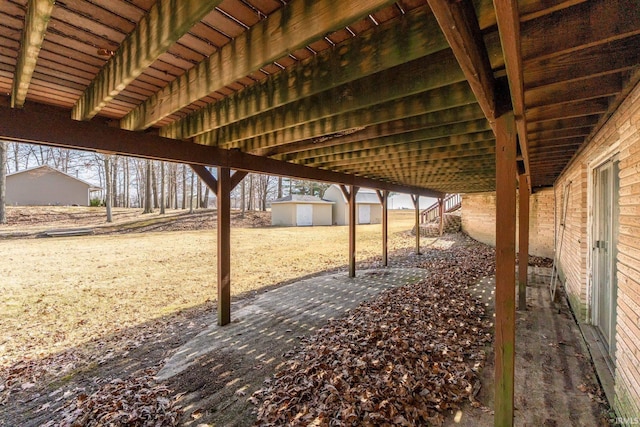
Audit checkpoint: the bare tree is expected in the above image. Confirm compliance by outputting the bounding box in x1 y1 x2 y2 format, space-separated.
0 141 7 224
104 155 113 223
189 168 195 214
160 161 166 215
182 164 187 209
143 160 153 214
277 176 283 199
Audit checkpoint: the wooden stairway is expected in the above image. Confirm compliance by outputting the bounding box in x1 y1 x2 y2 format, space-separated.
420 193 461 223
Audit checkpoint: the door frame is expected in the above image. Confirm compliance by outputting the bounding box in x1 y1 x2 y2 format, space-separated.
587 152 620 366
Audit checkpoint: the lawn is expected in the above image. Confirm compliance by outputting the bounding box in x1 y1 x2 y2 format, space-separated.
0 210 427 368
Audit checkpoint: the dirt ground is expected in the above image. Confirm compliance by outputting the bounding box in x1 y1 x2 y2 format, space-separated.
0 208 612 426
0 206 270 238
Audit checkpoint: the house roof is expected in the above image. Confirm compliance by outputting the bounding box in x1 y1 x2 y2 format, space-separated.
0 1 637 194
272 195 333 204
6 165 100 189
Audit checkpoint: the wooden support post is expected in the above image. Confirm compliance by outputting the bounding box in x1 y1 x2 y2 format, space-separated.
518 173 530 311
412 195 421 255
377 190 389 267
217 167 231 326
438 197 445 236
494 111 517 427
348 185 359 278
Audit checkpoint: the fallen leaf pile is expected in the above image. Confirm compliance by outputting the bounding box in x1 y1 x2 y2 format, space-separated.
253 241 495 426
46 367 181 427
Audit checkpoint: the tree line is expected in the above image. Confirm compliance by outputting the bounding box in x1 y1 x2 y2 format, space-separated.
0 142 331 224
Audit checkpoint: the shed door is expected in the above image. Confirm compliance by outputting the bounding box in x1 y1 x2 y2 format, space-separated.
592 159 619 361
358 204 371 224
296 204 313 226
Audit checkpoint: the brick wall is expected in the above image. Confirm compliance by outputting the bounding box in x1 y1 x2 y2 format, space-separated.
460 188 555 259
556 82 640 421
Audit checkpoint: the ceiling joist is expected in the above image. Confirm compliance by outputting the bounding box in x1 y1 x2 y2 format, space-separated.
11 0 55 108
120 0 398 131
72 0 224 121
160 5 450 140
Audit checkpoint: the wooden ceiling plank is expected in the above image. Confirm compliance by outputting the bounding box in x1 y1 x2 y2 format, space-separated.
427 0 499 124
204 82 479 150
521 0 640 63
72 0 225 121
120 0 399 131
266 105 487 157
160 5 450 140
527 98 609 123
11 0 55 108
524 35 640 90
334 153 496 170
526 73 623 108
289 122 494 163
0 99 444 198
306 143 496 169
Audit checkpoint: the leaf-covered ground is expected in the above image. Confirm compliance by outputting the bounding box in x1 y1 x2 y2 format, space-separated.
253 240 495 426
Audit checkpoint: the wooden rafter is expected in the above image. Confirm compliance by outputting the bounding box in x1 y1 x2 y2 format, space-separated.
120 0 398 131
11 0 55 108
427 0 501 126
72 0 224 121
0 101 443 198
160 5 450 140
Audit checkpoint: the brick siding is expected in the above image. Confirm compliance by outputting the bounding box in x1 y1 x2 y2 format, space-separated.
556 82 640 421
460 188 555 259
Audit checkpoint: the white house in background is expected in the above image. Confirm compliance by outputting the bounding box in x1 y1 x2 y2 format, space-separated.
323 184 382 225
6 165 99 206
271 195 333 226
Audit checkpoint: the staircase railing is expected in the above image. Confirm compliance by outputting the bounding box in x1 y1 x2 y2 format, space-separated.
420 193 462 223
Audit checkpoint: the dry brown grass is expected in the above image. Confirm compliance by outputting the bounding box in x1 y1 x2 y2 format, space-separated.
0 210 434 367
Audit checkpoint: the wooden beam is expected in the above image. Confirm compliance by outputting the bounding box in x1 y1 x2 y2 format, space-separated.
411 195 421 255
348 185 359 278
518 173 530 310
493 0 531 194
267 104 487 157
160 5 450 140
0 101 443 198
438 197 444 236
190 165 218 196
377 190 389 267
202 79 475 149
217 166 231 326
72 0 223 121
121 0 398 130
494 111 517 427
427 0 500 125
11 0 55 108
230 171 249 191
